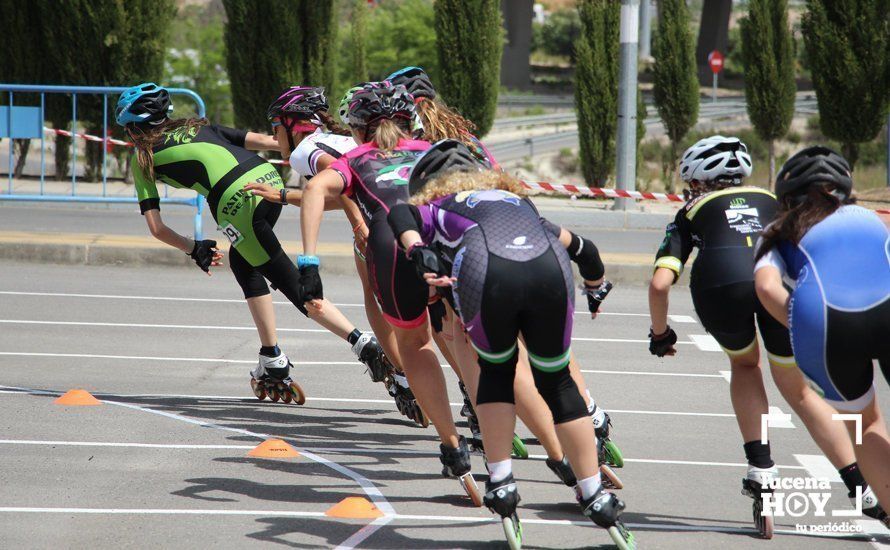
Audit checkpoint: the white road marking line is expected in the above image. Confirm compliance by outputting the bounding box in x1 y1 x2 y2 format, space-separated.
689 334 723 352
0 319 700 345
0 352 720 376
668 314 697 323
719 370 731 382
0 506 872 541
1 290 672 319
768 406 796 429
1 385 394 549
794 454 842 483
856 519 890 549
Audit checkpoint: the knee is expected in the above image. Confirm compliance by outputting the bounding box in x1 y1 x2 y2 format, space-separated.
476 352 518 406
532 367 588 424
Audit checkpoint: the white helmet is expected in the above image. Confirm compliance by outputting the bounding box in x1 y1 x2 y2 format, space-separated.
679 135 753 184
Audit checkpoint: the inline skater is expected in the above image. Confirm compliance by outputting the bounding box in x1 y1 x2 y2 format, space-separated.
648 136 887 537
388 139 635 549
754 146 890 521
244 86 425 426
293 82 483 506
387 66 624 472
116 82 391 406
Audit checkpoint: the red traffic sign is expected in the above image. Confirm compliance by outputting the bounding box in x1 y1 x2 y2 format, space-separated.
708 50 724 74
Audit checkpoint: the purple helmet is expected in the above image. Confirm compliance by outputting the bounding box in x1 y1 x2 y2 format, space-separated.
346 81 416 129
266 86 329 123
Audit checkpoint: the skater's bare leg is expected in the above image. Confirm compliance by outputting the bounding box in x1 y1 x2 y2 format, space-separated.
770 361 856 467
843 397 890 508
246 295 277 347
514 343 564 461
393 322 460 448
729 347 770 443
477 402 517 463
355 252 405 370
554 416 600 481
305 299 354 341
568 351 592 408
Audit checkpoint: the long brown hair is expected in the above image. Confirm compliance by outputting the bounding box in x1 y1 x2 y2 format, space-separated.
410 169 526 205
755 186 856 261
316 111 351 136
130 118 207 181
416 98 477 147
365 118 411 152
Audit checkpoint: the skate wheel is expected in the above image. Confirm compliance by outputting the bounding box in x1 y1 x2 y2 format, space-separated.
250 379 266 400
511 434 529 459
459 472 484 507
600 464 624 490
281 389 293 404
288 381 306 405
603 440 624 468
501 514 523 550
268 387 281 402
754 500 774 539
608 523 636 550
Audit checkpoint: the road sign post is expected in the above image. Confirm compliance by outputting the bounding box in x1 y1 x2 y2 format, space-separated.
708 50 724 103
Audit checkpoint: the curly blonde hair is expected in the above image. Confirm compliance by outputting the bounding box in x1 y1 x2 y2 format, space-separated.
410 169 527 205
416 98 477 146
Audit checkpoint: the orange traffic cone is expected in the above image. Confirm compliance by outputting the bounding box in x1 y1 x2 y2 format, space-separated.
325 496 383 519
54 389 101 406
247 439 300 458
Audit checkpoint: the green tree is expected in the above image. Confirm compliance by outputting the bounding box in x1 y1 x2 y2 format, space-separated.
802 0 890 168
652 0 700 191
301 1 337 92
351 0 370 83
574 0 620 186
434 0 503 137
740 0 796 184
533 9 583 61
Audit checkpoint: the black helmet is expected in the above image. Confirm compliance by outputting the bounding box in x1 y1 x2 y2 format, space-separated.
347 82 416 128
407 139 489 196
386 66 436 101
115 83 172 127
266 86 328 123
776 146 852 204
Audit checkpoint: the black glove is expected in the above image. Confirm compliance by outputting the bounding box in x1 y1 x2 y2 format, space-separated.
408 244 443 280
300 264 324 301
428 298 446 333
649 326 678 357
583 280 613 315
189 239 218 273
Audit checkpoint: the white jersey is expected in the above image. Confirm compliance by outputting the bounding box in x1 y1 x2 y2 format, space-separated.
289 129 357 178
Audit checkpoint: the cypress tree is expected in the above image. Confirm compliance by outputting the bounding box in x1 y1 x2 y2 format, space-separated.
351 0 370 84
740 0 796 184
574 0 620 186
802 0 890 168
652 0 700 190
434 0 503 137
301 1 336 92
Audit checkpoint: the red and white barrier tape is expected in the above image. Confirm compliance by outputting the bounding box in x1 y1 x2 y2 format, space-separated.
37 126 890 210
44 126 133 147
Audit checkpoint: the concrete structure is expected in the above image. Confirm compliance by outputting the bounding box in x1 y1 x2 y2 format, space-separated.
500 0 534 91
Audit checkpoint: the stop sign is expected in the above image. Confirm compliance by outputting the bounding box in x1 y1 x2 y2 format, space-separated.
708 50 724 74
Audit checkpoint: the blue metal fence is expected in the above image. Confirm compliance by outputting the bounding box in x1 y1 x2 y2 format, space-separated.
0 84 207 239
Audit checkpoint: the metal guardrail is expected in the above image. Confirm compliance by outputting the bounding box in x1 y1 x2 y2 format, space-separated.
1 84 207 239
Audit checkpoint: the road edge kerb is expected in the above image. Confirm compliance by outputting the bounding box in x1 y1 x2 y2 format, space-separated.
1 241 690 286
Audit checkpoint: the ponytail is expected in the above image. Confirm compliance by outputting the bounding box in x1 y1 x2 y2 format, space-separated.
130 117 207 181
417 98 476 147
367 118 410 151
317 111 351 136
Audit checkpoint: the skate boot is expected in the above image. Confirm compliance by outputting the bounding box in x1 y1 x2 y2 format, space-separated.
439 435 483 507
857 485 890 529
591 401 623 468
250 352 306 405
458 382 528 458
581 487 635 549
483 474 522 550
386 371 429 427
546 455 581 499
351 332 391 383
741 465 778 539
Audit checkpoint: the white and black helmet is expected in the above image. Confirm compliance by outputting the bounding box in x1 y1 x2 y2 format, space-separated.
679 135 753 184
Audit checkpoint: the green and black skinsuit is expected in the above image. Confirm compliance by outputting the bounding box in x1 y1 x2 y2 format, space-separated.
134 123 308 313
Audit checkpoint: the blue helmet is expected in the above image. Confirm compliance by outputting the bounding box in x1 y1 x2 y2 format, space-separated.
115 83 172 127
386 66 436 100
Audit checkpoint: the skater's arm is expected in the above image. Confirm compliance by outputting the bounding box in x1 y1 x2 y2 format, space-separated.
339 196 368 255
243 132 279 151
300 169 343 256
245 184 341 210
144 209 196 253
754 267 790 328
648 267 674 335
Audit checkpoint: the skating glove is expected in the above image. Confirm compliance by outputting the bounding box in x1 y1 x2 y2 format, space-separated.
299 262 324 302
583 280 613 315
407 244 443 280
189 239 218 273
648 326 678 357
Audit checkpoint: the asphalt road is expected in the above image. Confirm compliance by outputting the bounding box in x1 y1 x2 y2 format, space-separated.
0 200 669 256
0 262 887 549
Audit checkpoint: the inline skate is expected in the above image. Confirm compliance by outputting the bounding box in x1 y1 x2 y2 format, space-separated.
580 487 636 549
741 465 777 539
249 352 305 405
440 435 483 507
484 474 522 550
